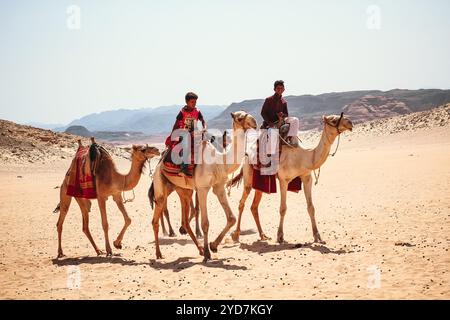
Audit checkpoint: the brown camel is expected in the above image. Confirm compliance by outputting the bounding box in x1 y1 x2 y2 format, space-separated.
54 140 160 258
228 114 353 243
149 111 257 262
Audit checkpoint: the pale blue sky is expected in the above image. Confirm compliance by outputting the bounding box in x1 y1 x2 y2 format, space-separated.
1 0 449 124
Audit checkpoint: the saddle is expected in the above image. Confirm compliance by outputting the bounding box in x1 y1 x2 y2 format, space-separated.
250 119 302 194
65 139 109 199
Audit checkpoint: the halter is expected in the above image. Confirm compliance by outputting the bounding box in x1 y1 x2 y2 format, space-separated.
314 112 345 186
324 112 344 157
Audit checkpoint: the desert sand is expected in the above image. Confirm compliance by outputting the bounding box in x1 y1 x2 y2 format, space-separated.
1 107 449 300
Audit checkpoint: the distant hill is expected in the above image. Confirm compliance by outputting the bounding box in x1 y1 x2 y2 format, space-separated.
0 119 127 164
208 89 450 130
54 105 226 134
65 125 93 137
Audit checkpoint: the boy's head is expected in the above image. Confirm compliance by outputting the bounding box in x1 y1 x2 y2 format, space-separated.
273 80 285 96
185 92 198 108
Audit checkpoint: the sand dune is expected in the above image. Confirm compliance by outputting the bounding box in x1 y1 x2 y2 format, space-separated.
0 106 449 299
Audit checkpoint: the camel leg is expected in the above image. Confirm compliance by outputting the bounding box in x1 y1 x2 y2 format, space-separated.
177 189 204 256
250 190 270 241
303 175 325 244
180 194 201 238
152 196 168 259
97 197 112 257
163 208 176 237
160 209 169 237
197 187 211 262
277 180 289 243
190 194 202 238
210 185 236 253
112 194 132 250
56 182 72 258
75 198 102 255
231 185 252 242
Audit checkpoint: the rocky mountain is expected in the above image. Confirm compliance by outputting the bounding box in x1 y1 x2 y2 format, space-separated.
54 105 226 134
0 120 128 164
208 89 450 130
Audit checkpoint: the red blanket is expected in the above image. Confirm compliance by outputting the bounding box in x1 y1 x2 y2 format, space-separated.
66 146 97 199
252 168 302 194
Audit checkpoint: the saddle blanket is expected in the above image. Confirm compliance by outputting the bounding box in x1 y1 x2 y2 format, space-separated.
66 146 97 199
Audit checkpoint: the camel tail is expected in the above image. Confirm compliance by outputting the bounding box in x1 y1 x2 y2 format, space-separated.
148 182 155 210
53 203 61 214
226 167 244 189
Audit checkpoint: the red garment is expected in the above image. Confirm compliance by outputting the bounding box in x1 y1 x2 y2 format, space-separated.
165 106 204 147
252 168 302 194
260 93 288 128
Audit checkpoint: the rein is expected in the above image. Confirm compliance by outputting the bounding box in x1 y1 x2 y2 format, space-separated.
122 175 135 204
313 112 345 185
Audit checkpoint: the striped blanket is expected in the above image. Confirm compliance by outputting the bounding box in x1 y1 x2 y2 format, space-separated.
66 146 97 199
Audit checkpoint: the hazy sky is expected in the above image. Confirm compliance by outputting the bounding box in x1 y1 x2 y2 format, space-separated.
1 0 449 124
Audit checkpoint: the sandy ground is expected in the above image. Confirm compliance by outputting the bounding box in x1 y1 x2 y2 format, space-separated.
0 125 449 300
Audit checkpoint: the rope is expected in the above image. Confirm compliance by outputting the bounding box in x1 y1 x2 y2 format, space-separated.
329 134 341 157
122 175 135 204
313 167 321 186
227 172 234 196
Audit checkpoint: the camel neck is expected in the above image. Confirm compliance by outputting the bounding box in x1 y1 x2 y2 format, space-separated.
121 157 145 191
310 125 338 170
225 129 246 174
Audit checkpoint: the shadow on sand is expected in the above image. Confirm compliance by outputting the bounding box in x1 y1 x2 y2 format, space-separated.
240 240 353 255
52 254 248 272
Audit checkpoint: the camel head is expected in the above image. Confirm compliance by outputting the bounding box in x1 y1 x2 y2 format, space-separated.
124 145 161 161
322 114 353 134
231 111 257 130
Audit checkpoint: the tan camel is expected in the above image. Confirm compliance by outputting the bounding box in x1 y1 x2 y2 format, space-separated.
54 141 160 258
228 114 353 243
149 111 257 262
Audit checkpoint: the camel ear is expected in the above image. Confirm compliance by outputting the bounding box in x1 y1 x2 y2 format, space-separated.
231 112 235 119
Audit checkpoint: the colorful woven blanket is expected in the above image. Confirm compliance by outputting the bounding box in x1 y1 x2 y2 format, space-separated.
66 146 97 199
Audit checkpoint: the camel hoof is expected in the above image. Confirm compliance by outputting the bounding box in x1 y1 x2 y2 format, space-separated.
277 235 285 244
198 246 204 256
106 251 113 257
315 239 326 245
169 231 176 237
203 252 211 263
57 253 65 259
96 250 104 256
260 234 271 241
209 242 218 253
231 231 240 242
113 241 122 249
156 252 164 260
179 226 187 235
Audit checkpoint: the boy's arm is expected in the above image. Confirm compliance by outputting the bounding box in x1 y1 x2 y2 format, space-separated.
171 111 183 132
261 98 274 126
198 111 207 131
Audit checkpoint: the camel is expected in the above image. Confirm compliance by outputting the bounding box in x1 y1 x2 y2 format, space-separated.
228 114 353 244
148 111 257 262
53 140 160 258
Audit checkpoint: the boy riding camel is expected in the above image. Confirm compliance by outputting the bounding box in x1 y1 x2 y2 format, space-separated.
261 80 299 149
165 92 207 176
